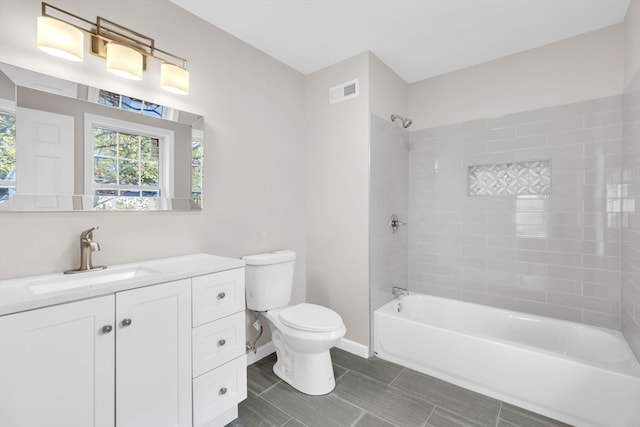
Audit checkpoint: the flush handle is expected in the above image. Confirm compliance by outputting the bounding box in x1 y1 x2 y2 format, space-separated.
101 325 113 334
121 318 132 327
218 339 226 347
217 292 226 300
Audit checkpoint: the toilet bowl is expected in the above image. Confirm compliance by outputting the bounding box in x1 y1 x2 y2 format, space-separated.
242 251 346 395
262 303 346 395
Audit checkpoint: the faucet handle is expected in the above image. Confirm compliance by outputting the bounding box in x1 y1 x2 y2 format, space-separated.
81 226 99 240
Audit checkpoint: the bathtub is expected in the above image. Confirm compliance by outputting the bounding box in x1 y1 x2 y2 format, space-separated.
374 294 640 427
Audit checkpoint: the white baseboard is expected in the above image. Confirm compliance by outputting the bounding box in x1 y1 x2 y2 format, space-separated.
246 337 369 366
335 337 370 358
246 341 276 365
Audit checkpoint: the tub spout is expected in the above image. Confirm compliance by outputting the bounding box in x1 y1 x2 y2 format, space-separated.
392 286 409 296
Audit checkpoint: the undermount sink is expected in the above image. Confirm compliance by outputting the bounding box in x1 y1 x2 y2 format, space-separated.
29 266 159 294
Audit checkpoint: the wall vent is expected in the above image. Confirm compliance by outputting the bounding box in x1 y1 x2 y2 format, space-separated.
329 79 359 104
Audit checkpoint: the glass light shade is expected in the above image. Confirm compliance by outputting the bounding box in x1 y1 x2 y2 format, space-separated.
37 16 84 62
106 43 143 80
160 63 189 95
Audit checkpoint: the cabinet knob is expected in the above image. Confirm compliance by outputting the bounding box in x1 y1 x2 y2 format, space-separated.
101 325 113 334
218 339 226 347
217 292 226 300
219 387 227 395
121 318 132 327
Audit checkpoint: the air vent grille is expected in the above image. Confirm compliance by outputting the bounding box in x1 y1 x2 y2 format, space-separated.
329 79 359 104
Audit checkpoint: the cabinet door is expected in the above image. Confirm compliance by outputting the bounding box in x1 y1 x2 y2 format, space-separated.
116 280 192 427
0 296 115 427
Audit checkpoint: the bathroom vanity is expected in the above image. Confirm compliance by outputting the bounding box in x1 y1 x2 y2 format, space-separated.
0 253 247 427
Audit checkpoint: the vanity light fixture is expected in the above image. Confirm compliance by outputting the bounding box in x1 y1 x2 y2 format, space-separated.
36 2 190 94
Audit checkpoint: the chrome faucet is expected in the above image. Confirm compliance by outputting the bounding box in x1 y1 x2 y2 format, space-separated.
392 286 409 296
64 227 107 274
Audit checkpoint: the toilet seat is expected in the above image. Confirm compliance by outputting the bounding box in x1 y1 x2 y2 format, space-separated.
278 303 343 332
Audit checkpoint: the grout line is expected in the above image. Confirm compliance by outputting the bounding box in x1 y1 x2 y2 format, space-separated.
349 410 366 427
389 366 405 386
422 406 436 427
258 379 283 396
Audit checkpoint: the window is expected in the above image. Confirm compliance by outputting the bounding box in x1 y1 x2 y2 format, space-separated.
85 114 174 210
192 129 203 207
0 103 16 202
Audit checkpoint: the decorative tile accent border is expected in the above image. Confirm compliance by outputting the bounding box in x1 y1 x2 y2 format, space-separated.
468 160 551 196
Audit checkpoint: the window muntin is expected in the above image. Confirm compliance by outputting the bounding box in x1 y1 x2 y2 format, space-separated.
84 114 174 210
191 132 203 207
0 108 16 202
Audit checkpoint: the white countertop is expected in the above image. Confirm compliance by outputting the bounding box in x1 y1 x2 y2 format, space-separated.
0 253 245 316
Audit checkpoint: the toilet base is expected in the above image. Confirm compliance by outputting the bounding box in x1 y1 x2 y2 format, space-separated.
272 348 336 395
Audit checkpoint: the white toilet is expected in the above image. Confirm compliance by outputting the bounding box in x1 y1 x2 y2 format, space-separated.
243 250 346 395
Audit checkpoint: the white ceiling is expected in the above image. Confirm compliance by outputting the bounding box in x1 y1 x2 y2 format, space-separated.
170 0 631 83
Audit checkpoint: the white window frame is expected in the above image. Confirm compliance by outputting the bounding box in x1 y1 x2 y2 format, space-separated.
191 128 204 206
84 113 174 199
0 98 16 195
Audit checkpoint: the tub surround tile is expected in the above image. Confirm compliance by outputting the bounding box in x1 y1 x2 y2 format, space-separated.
409 95 624 330
622 66 640 363
333 371 434 427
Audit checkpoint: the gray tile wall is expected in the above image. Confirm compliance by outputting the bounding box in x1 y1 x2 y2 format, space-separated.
622 70 640 360
370 114 409 317
408 96 623 329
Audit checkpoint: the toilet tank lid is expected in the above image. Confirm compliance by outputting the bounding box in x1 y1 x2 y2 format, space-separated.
242 250 296 265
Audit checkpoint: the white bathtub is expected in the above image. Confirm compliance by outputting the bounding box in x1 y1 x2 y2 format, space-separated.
374 294 640 427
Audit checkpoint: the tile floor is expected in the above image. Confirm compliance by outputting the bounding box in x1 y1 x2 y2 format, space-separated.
227 348 570 427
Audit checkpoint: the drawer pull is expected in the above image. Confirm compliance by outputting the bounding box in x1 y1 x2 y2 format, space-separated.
219 387 227 395
218 339 226 347
121 318 132 327
101 325 113 334
217 292 226 300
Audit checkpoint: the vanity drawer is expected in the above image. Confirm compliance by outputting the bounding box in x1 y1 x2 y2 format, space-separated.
192 311 245 378
192 268 245 327
193 355 247 427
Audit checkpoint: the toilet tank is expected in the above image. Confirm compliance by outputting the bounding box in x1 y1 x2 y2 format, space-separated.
242 250 296 311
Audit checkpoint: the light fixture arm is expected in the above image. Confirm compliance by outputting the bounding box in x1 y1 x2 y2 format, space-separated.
38 2 189 94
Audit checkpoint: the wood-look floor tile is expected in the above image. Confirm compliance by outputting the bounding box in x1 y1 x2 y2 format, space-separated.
237 391 292 427
391 369 500 426
330 348 403 384
261 381 363 427
497 403 572 427
334 371 434 427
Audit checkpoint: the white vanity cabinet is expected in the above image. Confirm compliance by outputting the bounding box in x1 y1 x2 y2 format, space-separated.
0 295 116 427
116 279 192 427
0 256 247 427
0 279 192 427
192 268 247 427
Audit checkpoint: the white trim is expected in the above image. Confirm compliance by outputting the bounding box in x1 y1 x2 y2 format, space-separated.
83 113 175 199
335 338 370 358
245 341 276 366
0 98 15 113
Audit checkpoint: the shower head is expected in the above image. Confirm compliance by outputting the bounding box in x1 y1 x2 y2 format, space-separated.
391 114 412 129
